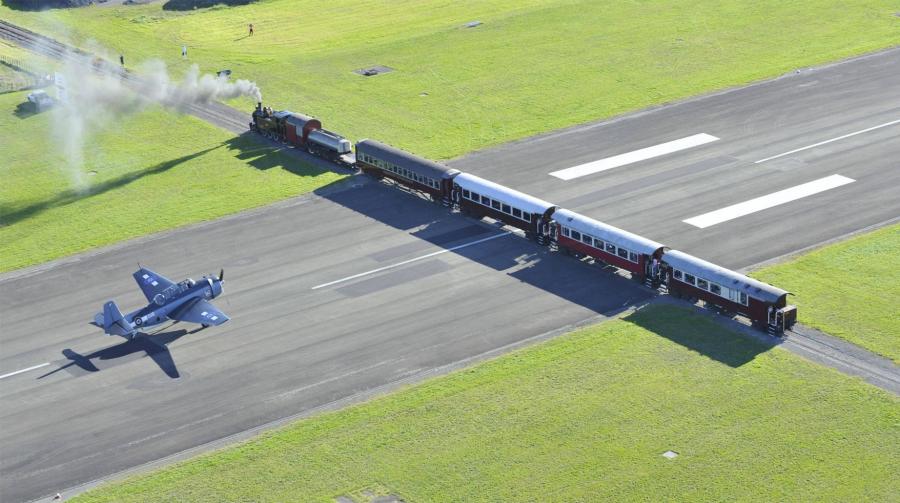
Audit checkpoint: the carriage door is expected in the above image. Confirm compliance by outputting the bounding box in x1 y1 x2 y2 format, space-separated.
536 218 549 246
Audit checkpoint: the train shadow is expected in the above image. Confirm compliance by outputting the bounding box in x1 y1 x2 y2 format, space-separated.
623 302 774 367
224 131 354 178
316 179 772 367
38 328 191 379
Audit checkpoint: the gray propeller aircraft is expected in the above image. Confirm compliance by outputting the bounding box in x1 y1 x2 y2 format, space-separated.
92 267 229 339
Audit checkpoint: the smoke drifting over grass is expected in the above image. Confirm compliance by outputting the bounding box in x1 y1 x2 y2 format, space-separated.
49 51 261 191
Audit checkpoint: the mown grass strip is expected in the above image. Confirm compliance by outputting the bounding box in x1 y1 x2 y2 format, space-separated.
753 224 900 363
72 305 899 502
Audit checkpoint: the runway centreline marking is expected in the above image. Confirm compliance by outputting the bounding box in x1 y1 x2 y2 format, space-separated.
311 231 512 290
0 362 49 380
683 174 856 229
755 118 900 163
549 133 719 180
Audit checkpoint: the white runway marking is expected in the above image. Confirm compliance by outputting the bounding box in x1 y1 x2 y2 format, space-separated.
312 231 512 290
0 362 49 380
683 174 856 229
550 133 719 180
755 118 900 163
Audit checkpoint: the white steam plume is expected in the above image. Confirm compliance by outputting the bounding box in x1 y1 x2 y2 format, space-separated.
48 51 261 191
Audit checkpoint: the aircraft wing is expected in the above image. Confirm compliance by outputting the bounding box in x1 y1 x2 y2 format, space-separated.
133 267 176 303
170 299 230 326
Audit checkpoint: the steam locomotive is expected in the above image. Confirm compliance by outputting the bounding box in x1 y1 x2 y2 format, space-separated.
250 103 353 165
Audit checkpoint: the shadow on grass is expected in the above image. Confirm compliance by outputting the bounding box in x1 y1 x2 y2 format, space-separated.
38 328 191 379
1 145 221 226
162 0 256 11
623 304 775 367
1 0 89 11
223 131 347 177
12 102 40 119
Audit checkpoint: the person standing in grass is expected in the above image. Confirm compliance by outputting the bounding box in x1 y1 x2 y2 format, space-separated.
182 45 187 59
249 23 254 36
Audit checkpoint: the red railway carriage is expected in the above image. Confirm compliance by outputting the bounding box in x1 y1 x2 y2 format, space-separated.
662 250 797 331
452 173 556 243
355 139 460 204
552 208 665 282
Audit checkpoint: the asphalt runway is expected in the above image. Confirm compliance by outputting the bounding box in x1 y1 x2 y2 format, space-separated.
0 181 651 502
451 47 900 269
2 48 898 502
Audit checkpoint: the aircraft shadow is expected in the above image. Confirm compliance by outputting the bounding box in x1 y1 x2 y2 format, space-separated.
38 328 193 379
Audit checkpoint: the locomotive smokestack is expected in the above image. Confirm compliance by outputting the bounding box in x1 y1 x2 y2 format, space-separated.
257 102 262 112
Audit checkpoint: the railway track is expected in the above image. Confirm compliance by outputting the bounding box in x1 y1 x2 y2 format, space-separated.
782 329 900 394
0 19 249 133
2 19 898 395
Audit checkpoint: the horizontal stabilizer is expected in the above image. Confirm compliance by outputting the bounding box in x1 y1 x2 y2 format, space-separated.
102 301 135 338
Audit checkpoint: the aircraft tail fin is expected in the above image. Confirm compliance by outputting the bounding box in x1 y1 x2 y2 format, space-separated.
100 301 135 338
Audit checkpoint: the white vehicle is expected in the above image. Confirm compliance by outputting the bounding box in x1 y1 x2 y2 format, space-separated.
26 89 55 112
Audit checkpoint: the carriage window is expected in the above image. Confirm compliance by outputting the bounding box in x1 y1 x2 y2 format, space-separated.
491 200 501 210
696 279 709 290
512 208 522 219
469 191 479 201
502 204 512 214
481 195 490 205
709 283 722 295
617 248 629 259
684 274 696 285
522 213 531 222
581 234 592 245
740 292 748 306
593 238 604 249
605 243 616 253
561 226 570 237
673 269 683 280
570 230 582 241
629 252 638 262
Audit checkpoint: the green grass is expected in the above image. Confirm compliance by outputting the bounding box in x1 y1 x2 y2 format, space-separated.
71 305 899 502
753 224 900 363
0 39 55 90
1 1 897 159
0 90 343 272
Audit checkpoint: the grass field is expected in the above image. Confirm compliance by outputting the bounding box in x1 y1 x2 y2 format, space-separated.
71 304 899 502
1 0 898 159
0 90 343 273
0 39 54 90
753 224 900 363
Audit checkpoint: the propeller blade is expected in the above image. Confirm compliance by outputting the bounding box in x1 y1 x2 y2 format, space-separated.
219 268 224 282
